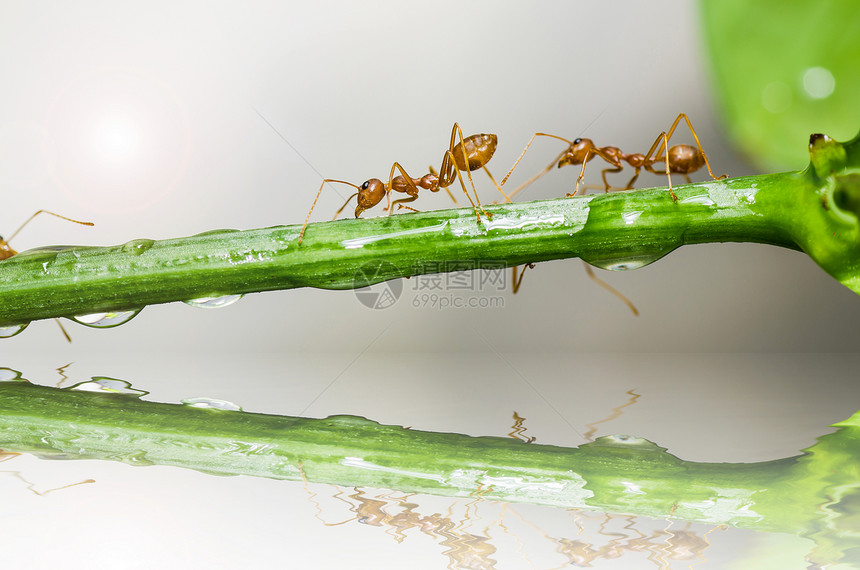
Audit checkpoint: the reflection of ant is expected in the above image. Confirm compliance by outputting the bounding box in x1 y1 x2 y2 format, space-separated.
1 210 94 341
502 113 727 202
1 449 95 495
298 123 511 244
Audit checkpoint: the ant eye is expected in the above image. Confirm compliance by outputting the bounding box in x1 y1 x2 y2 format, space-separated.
361 181 370 190
573 138 583 144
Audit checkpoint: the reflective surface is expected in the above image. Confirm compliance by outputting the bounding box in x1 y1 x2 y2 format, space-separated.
1 353 858 569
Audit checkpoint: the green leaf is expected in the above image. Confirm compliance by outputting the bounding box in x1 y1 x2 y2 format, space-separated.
701 0 860 171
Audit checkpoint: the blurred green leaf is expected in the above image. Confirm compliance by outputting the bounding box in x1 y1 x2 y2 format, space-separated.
701 0 860 171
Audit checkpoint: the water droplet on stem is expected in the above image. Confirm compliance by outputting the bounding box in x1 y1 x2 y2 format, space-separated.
181 397 242 411
184 294 244 309
68 377 149 397
0 323 29 338
71 309 142 328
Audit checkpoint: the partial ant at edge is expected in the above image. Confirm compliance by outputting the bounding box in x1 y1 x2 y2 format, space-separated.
1 210 94 342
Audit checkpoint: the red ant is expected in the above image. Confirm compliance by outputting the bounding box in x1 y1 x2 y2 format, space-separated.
298 123 511 244
501 113 727 201
1 210 94 341
501 114 727 315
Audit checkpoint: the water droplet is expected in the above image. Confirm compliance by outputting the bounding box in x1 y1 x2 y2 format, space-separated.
182 397 242 411
68 377 149 397
71 309 142 328
121 238 155 255
679 194 716 207
484 214 565 232
622 210 643 225
606 434 644 444
184 294 244 309
0 323 29 338
0 367 26 382
582 253 666 271
761 81 792 113
802 66 836 99
587 434 666 452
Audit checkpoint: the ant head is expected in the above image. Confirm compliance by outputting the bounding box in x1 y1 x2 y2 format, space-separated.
0 240 16 260
557 138 595 168
355 178 387 216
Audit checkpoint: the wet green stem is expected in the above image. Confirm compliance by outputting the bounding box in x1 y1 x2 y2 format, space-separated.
0 132 858 328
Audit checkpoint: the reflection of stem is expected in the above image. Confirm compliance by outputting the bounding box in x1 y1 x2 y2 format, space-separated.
1 377 857 562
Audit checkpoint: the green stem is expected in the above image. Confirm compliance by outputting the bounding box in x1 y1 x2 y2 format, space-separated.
1 132 858 328
0 374 857 566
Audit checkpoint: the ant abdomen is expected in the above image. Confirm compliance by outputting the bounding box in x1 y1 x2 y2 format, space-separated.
666 145 705 175
452 133 497 172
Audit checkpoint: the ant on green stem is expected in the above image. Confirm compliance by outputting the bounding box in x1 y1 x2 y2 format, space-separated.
298 123 511 244
501 113 727 201
501 114 727 314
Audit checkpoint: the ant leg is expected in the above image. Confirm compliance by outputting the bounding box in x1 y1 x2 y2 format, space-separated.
429 165 457 204
5 210 94 243
386 162 421 215
600 166 623 192
623 167 642 190
392 195 419 211
299 179 360 244
661 133 677 200
659 132 677 201
511 263 536 294
481 165 511 204
331 192 360 220
501 133 572 201
582 262 639 316
642 131 677 201
54 319 72 343
444 150 483 221
666 113 727 182
449 123 491 220
506 148 568 201
569 148 594 197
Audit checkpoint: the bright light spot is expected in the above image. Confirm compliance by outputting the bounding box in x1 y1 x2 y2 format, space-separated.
93 116 140 161
802 66 836 99
761 81 792 113
44 68 191 215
